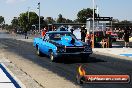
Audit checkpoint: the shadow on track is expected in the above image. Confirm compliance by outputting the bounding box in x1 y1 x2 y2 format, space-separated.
56 56 106 64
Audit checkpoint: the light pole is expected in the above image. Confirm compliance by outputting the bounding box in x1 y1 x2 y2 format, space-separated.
96 5 99 29
92 0 95 48
28 7 30 21
38 2 40 33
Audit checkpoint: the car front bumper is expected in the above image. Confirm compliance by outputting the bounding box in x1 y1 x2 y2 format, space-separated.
54 51 93 57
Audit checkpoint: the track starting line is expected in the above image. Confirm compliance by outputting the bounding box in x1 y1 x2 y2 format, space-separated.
0 63 21 88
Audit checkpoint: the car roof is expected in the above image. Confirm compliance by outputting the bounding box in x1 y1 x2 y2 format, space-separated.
46 31 71 34
56 28 68 31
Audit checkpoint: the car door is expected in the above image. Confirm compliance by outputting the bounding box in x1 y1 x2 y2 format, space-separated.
38 38 44 53
41 34 50 55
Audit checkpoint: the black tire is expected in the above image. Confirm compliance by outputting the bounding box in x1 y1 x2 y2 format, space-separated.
49 51 56 62
76 75 84 84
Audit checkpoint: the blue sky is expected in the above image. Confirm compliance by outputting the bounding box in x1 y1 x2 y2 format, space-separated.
0 0 132 24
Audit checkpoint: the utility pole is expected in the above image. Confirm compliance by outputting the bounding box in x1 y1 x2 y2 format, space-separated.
38 2 40 33
96 5 99 29
92 0 95 48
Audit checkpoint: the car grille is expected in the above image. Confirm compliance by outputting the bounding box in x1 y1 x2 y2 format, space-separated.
65 46 84 53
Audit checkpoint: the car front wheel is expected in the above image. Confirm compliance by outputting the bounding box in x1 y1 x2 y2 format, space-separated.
36 46 42 56
49 52 56 62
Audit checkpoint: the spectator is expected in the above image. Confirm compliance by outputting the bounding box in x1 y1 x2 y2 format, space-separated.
53 26 57 31
41 28 47 39
24 30 28 39
118 30 122 40
80 25 87 42
60 26 66 31
70 28 74 33
123 27 130 48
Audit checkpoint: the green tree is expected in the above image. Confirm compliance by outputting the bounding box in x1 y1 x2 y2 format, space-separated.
18 12 38 32
112 19 119 23
40 16 47 28
77 8 97 23
73 19 78 23
56 14 66 23
65 19 73 23
0 16 4 25
11 17 19 29
45 17 55 24
4 24 13 31
120 20 130 23
0 16 5 29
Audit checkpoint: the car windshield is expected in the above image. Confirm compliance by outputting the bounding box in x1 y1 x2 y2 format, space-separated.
48 32 77 41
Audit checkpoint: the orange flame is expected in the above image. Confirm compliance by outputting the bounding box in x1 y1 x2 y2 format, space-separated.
78 65 86 76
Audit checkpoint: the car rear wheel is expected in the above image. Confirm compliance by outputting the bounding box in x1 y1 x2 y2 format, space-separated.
49 52 56 62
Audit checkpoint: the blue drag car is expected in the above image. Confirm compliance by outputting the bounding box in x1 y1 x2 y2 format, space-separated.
33 31 92 62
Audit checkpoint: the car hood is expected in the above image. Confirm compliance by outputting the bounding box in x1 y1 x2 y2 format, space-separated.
54 36 83 46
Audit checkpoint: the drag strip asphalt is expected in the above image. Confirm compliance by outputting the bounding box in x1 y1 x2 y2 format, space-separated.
0 38 132 88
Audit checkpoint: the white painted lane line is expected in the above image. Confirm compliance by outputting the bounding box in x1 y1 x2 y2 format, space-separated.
0 68 11 82
1 63 26 88
0 83 16 88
